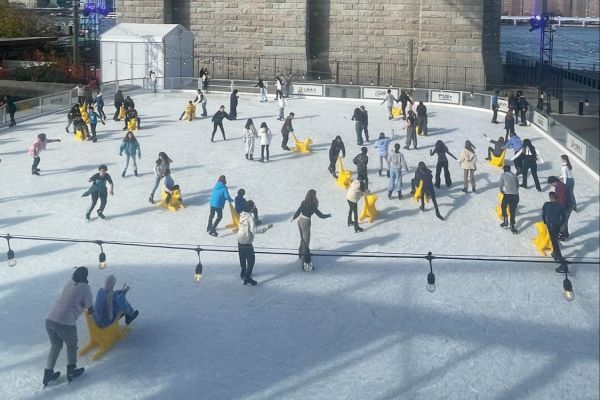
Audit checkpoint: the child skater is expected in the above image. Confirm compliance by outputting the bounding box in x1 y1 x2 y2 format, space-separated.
119 131 141 177
27 133 61 176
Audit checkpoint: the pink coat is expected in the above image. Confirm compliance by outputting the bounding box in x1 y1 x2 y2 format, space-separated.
28 139 47 157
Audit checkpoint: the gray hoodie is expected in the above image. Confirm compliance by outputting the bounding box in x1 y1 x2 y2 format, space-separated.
237 211 271 244
47 280 93 326
499 171 519 195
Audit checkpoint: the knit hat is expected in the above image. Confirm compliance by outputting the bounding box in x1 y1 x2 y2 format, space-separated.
72 267 89 284
104 274 117 291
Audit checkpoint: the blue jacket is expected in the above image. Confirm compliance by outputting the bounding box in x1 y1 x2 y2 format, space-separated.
234 195 246 214
96 95 104 108
504 135 523 153
119 140 141 157
373 137 392 157
210 181 233 208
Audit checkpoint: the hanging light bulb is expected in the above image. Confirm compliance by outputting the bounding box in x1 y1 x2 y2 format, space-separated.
97 241 107 270
427 272 436 293
563 278 574 302
6 235 16 267
194 248 203 283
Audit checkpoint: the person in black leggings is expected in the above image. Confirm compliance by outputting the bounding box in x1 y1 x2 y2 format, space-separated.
429 140 456 188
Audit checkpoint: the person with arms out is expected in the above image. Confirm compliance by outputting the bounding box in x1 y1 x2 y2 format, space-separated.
499 165 520 234
380 89 395 120
93 275 138 328
513 138 543 191
430 140 456 188
28 133 61 176
237 200 273 285
211 105 232 142
404 110 418 150
292 189 331 269
397 90 413 120
414 161 444 221
193 89 208 117
503 131 524 174
388 143 409 199
119 131 141 177
82 164 114 221
207 175 233 236
483 134 505 161
328 135 346 178
373 131 393 177
235 189 259 221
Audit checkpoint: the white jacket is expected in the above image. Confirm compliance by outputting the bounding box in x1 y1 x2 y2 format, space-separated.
346 179 364 203
244 126 258 140
388 151 408 172
560 163 573 183
237 211 271 244
258 127 272 145
278 97 288 109
47 281 93 326
458 148 477 170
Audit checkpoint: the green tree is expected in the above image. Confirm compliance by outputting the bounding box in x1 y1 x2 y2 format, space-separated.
0 0 54 37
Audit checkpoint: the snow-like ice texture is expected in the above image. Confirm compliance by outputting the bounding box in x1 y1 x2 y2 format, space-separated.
0 90 598 400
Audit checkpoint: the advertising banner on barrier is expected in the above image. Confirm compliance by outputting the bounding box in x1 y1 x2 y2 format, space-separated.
497 98 509 112
362 87 398 100
291 84 323 97
533 111 549 131
566 133 587 161
431 91 460 105
41 92 70 110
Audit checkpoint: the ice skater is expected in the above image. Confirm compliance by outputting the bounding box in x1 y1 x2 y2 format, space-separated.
149 70 157 93
281 112 294 151
113 90 124 121
292 189 331 270
82 164 114 221
230 89 239 119
243 118 258 160
276 90 287 120
504 109 515 140
513 139 543 191
360 105 369 140
65 104 81 133
559 155 577 212
381 89 395 120
123 107 140 130
388 143 409 199
119 131 141 177
352 107 365 145
503 131 524 174
93 274 138 327
193 89 208 117
548 176 573 241
235 189 259 221
258 122 272 163
353 147 369 190
397 90 413 120
346 178 366 232
256 78 268 102
430 140 456 188
163 169 180 205
416 101 428 135
328 135 346 178
458 140 477 193
404 110 418 150
237 200 273 285
542 192 566 265
207 175 233 236
373 131 393 177
499 165 520 234
149 152 172 203
483 134 505 160
211 105 231 142
27 133 61 175
179 101 196 121
88 105 105 142
413 162 444 221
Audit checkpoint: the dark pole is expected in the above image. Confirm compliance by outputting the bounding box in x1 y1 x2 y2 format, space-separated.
73 0 79 65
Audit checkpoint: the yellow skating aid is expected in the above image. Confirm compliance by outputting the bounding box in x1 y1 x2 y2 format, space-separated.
225 202 240 231
495 193 512 220
291 132 313 153
118 105 126 120
533 221 553 256
359 193 378 223
336 157 352 189
79 313 128 361
392 107 402 117
74 130 87 141
127 118 138 131
183 104 196 121
489 150 506 168
413 180 429 203
159 188 184 211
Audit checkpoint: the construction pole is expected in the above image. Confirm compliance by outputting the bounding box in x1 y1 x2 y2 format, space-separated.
73 0 79 65
407 39 414 88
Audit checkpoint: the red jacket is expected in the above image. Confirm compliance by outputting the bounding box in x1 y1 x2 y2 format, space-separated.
554 181 570 208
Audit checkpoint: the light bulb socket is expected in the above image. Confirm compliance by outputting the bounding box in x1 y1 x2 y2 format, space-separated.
427 272 435 286
7 249 15 261
195 262 203 275
99 252 106 263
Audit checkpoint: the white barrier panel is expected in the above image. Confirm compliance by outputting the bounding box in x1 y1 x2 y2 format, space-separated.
431 90 460 105
533 111 549 131
291 84 323 96
566 132 587 161
362 87 399 100
41 92 71 110
497 98 509 112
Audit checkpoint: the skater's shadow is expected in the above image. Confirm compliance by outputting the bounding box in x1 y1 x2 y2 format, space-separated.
12 241 76 260
427 127 457 136
292 114 320 120
0 187 82 203
260 211 293 224
369 206 419 228
0 213 51 229
258 261 304 285
108 205 157 220
317 232 401 265
181 189 211 207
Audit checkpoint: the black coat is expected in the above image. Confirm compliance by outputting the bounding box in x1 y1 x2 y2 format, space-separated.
353 153 368 171
415 167 434 190
212 110 230 124
329 140 346 161
230 93 238 108
416 104 427 117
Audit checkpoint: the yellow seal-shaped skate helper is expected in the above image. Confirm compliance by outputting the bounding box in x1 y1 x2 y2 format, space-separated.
291 133 313 153
533 221 553 256
183 104 196 121
336 157 352 189
159 188 184 211
74 129 87 141
489 150 506 168
225 202 240 231
359 193 378 223
391 107 403 117
413 180 429 203
79 104 90 124
495 193 512 220
127 118 138 131
118 105 126 120
79 313 129 361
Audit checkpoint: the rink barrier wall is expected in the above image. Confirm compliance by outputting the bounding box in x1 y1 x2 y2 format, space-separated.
1 76 597 176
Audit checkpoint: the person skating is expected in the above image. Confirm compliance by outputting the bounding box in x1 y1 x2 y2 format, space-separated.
292 189 331 269
149 70 157 93
430 140 456 188
113 90 124 121
491 90 500 123
82 164 114 221
458 140 477 193
88 105 105 142
281 112 294 151
123 95 135 111
360 105 369 140
416 101 428 135
542 191 566 263
483 134 505 160
207 175 233 236
353 146 369 190
503 131 524 174
123 107 140 130
229 89 239 119
95 91 106 120
211 105 232 142
74 84 85 104
346 178 366 232
65 104 81 133
238 200 273 285
179 101 196 121
119 131 141 177
27 133 61 176
513 138 543 191
243 118 258 160
328 135 346 178
201 69 209 92
258 122 272 163
373 131 393 177
380 89 395 120
43 267 93 386
149 152 172 203
397 90 413 120
193 89 208 117
388 143 409 199
256 79 268 102
517 93 529 126
162 169 180 205
508 91 519 124
72 114 90 139
274 75 283 99
276 90 287 120
559 154 577 212
93 274 138 328
499 165 520 234
504 109 516 140
404 110 418 150
235 189 259 221
548 176 573 241
6 95 17 127
351 107 365 145
413 162 444 220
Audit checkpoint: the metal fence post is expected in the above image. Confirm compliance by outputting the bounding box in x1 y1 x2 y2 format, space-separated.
336 61 339 84
242 58 245 80
377 63 381 86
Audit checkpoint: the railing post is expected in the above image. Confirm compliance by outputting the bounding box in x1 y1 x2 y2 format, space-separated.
242 58 245 80
336 60 339 84
227 57 230 80
377 62 381 86
258 58 261 78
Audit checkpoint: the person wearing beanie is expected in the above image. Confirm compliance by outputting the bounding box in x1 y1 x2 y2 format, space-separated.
235 189 259 221
44 267 93 386
414 162 444 221
458 140 477 193
499 165 520 234
93 275 138 328
387 143 409 199
27 133 61 176
353 147 369 190
82 164 114 221
207 175 233 236
237 200 273 285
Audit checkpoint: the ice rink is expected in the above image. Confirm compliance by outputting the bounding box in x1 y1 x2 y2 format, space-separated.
0 90 598 399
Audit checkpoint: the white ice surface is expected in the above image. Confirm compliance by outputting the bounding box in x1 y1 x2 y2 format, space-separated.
0 91 598 400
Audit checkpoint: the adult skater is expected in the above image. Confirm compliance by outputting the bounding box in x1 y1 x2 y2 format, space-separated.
353 146 369 190
75 84 85 104
351 107 365 145
43 267 92 386
193 89 208 117
201 69 210 92
82 164 114 221
508 91 519 124
397 90 413 120
119 131 141 177
93 274 138 328
237 200 273 285
243 118 258 160
416 101 428 135
65 103 81 133
207 175 233 237
274 75 283 99
346 178 366 232
95 90 106 120
88 105 105 142
548 176 573 241
491 90 500 124
381 89 395 120
5 95 17 127
430 140 457 188
360 105 369 140
229 89 239 119
513 138 543 191
256 78 268 102
458 140 477 193
328 135 346 178
276 90 287 121
123 107 141 130
123 95 135 111
542 192 566 264
404 110 418 150
503 131 524 174
113 90 124 121
414 162 444 221
27 133 61 176
258 122 272 163
517 93 529 126
149 152 172 203
388 143 409 199
504 109 516 140
559 155 577 212
211 105 231 142
373 131 393 177
235 189 259 221
149 70 157 93
499 165 520 234
73 114 90 138
281 112 294 151
483 134 505 160
292 189 331 269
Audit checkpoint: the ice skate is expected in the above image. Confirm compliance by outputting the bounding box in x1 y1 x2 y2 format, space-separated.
97 211 106 219
66 364 84 383
43 369 60 387
243 276 257 286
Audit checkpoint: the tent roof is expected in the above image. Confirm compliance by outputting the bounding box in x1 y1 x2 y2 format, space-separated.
100 23 187 42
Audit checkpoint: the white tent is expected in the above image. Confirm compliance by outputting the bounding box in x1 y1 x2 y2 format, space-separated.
100 23 194 89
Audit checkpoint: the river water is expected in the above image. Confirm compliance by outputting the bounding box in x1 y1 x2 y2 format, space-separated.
500 26 600 70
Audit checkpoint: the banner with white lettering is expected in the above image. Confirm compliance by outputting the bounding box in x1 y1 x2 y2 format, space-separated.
533 111 549 131
41 92 71 111
431 91 460 105
362 87 399 100
566 133 587 161
497 98 509 113
291 84 323 97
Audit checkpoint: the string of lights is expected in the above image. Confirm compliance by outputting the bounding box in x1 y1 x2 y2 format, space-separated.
3 233 596 301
